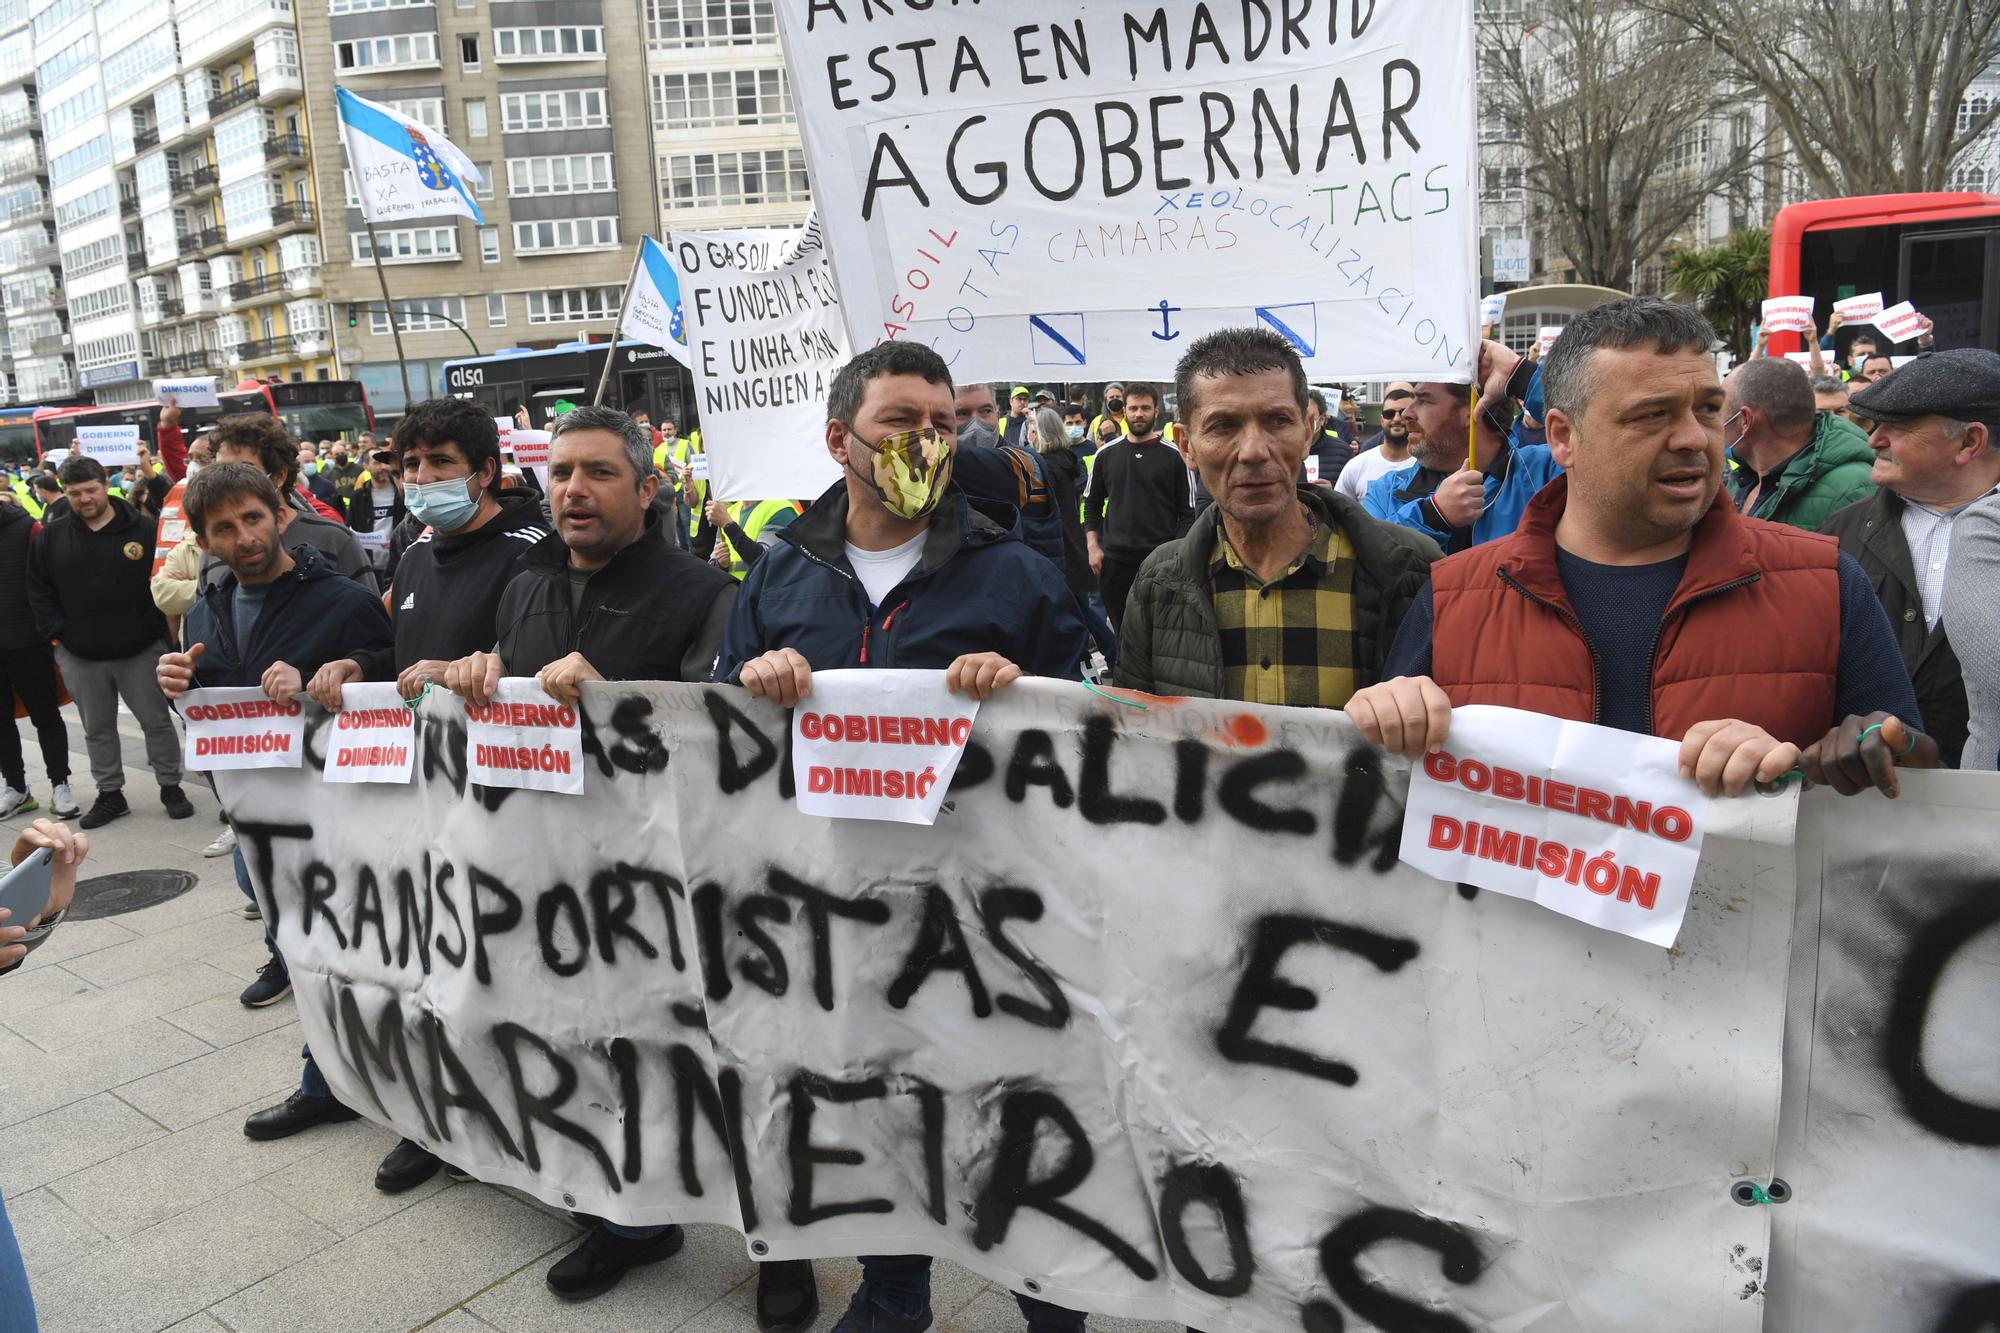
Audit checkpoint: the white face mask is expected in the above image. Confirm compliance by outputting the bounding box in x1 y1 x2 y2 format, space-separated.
185 462 204 477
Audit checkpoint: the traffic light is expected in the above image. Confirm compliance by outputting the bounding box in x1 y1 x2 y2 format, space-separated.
346 303 357 328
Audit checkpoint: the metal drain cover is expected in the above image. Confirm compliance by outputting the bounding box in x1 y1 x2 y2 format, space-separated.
65 870 201 921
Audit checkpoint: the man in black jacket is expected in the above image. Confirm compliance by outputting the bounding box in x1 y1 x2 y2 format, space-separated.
298 395 550 1193
0 499 74 820
26 455 192 828
208 415 374 593
1117 329 1439 705
437 405 734 1304
1082 380 1193 627
153 465 393 1011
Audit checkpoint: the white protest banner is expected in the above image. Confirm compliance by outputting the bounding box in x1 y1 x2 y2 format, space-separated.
1892 355 1920 368
791 669 978 824
775 2 1479 382
619 236 692 367
1478 292 1507 328
673 213 847 502
1833 291 1884 323
75 424 140 467
1759 296 1816 335
1400 705 1709 947
494 416 513 444
153 376 219 408
321 683 416 784
1492 237 1531 286
1766 774 2000 1332
1538 325 1564 356
218 682 1800 1332
1874 300 1928 342
1782 351 1818 367
1303 454 1321 483
463 679 583 794
689 453 709 483
180 688 304 771
507 428 550 485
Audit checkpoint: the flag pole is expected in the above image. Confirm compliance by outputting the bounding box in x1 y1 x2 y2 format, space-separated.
364 218 416 411
592 246 645 408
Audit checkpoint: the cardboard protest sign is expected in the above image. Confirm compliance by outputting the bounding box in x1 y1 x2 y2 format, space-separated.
75 424 141 467
1832 291 1884 323
672 213 848 502
1401 705 1709 946
1874 301 1928 342
1479 292 1507 328
1760 296 1816 334
153 376 220 407
180 688 304 771
791 669 979 824
321 683 416 784
463 679 583 794
775 1 1479 381
219 682 1801 1331
1538 325 1564 356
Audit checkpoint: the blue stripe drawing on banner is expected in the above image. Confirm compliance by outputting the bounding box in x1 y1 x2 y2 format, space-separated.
1256 304 1319 358
1030 313 1086 366
336 87 484 226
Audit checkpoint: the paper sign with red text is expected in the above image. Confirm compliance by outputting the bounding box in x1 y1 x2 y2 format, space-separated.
791 669 979 825
1833 291 1884 323
1760 296 1816 334
465 679 584 795
322 682 417 784
181 688 305 771
1399 705 1710 946
1873 301 1927 342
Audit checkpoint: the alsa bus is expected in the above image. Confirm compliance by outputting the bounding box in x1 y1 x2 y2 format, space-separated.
30 379 374 459
1767 191 2000 359
443 341 695 430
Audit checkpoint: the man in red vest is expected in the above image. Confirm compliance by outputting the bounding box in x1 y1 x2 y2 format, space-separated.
1346 297 1935 798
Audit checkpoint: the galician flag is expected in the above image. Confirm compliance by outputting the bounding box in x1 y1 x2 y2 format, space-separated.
336 87 484 226
618 236 690 366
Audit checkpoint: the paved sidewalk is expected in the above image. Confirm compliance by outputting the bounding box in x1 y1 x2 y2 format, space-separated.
2 704 1172 1333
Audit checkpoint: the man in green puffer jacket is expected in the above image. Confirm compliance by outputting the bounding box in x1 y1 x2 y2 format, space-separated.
1723 356 1876 531
1115 327 1440 704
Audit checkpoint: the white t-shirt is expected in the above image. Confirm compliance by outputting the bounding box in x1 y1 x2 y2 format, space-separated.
845 531 927 608
1335 444 1416 502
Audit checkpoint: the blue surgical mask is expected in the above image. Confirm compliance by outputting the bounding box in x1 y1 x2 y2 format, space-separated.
405 474 481 531
1066 424 1086 442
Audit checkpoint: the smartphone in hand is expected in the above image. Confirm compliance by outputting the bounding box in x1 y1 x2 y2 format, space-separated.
0 847 55 927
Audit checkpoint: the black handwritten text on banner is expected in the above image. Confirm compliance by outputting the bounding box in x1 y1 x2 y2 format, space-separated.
772 2 1478 381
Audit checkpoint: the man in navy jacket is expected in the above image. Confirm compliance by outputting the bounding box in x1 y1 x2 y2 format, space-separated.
713 340 1088 1333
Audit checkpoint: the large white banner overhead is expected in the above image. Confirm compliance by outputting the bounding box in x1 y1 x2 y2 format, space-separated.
219 683 1812 1332
671 213 848 502
773 1 1479 381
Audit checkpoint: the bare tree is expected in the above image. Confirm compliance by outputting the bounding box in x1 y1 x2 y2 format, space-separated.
1486 1 1765 290
1637 0 2000 196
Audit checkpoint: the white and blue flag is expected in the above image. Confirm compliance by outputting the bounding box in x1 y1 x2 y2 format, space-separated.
618 236 690 366
336 87 484 226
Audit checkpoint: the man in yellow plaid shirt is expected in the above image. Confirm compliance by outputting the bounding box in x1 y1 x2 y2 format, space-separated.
1114 328 1441 708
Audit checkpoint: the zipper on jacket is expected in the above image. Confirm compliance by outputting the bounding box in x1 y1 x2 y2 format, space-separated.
1496 568 1605 725
1639 573 1761 736
877 599 909 670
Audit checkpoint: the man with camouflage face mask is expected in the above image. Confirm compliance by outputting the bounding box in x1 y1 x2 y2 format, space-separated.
712 342 1091 1333
716 341 1088 708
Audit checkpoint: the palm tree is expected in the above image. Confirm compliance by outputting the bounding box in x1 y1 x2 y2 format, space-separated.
1666 228 1769 357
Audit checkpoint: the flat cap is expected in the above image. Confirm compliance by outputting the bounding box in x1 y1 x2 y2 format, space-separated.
1848 348 2000 423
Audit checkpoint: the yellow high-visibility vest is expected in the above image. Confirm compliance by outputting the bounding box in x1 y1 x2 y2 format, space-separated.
716 498 801 580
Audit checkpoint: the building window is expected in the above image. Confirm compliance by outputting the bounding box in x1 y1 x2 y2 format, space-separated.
505 152 614 196
71 285 134 322
645 0 776 49
48 134 109 186
1958 94 1993 135
494 26 605 60
661 147 811 210
526 286 620 324
500 88 609 132
651 68 791 131
350 225 461 263
473 164 494 201
61 234 126 283
459 33 480 70
330 0 435 11
56 184 116 228
479 226 499 261
464 98 488 138
486 292 506 325
513 216 619 252
335 32 441 71
383 98 446 134
370 296 466 334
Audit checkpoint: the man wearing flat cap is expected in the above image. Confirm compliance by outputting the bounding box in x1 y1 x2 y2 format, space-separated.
1818 349 2000 767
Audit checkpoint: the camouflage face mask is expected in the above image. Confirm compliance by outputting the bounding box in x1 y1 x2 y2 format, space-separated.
849 424 955 520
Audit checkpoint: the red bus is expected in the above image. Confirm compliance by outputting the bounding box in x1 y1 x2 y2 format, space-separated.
1767 192 2000 359
30 379 374 459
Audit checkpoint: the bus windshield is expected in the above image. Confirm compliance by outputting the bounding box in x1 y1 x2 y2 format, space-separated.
277 401 371 441
0 418 36 471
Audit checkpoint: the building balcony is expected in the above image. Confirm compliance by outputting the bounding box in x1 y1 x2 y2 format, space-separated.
208 82 260 118
156 297 184 319
228 272 287 301
133 125 160 152
0 110 36 136
227 333 295 364
127 249 149 274
164 350 212 375
120 194 140 219
30 331 68 356
189 163 220 192
263 134 306 166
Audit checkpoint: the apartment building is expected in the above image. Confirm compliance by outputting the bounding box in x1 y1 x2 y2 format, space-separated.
0 6 68 401
298 0 659 414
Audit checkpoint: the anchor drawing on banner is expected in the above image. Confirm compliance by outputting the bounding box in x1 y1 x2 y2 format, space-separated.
1150 300 1182 341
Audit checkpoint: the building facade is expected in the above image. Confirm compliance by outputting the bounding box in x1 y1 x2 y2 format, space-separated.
299 0 659 415
0 4 68 401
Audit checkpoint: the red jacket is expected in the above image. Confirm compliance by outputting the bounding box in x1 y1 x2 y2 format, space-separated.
1430 476 1840 744
158 421 187 482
